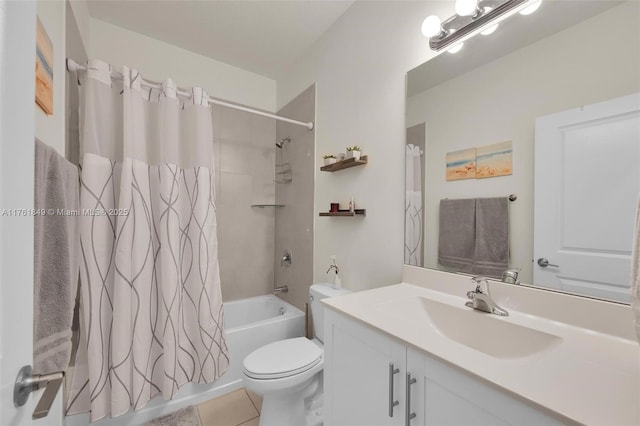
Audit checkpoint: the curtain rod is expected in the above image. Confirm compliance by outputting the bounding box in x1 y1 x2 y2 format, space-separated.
66 58 314 130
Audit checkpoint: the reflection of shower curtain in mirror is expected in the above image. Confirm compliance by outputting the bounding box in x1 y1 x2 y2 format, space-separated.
66 60 229 421
405 144 423 266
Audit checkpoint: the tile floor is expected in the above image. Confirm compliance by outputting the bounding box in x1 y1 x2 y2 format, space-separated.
198 388 262 426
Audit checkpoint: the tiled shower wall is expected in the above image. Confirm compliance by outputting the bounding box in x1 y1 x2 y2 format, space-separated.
213 105 277 301
274 85 316 310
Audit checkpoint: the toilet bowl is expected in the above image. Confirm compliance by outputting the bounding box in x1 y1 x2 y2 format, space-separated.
242 284 351 426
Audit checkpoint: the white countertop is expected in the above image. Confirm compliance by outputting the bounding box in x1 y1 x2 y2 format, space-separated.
323 282 640 426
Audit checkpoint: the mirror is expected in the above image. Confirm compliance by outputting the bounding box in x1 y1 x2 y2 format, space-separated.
405 1 640 303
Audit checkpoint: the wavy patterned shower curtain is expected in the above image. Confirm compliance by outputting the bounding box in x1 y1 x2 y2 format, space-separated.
69 60 228 421
405 144 423 267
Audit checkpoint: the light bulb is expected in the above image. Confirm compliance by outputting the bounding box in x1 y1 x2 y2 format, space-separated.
519 0 541 15
421 15 443 38
481 24 498 35
455 0 478 17
448 43 464 54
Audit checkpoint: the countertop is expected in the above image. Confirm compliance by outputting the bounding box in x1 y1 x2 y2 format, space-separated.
323 282 640 425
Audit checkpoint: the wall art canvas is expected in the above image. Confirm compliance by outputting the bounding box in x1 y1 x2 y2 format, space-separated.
446 147 476 181
476 141 513 178
36 17 54 115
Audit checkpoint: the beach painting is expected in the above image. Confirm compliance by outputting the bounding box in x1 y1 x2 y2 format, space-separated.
35 17 54 115
476 141 513 179
446 148 476 181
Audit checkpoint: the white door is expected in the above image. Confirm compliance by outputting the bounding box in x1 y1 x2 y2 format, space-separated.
534 93 640 303
0 1 58 425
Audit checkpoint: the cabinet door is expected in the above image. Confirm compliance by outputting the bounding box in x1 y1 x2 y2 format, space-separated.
414 353 564 426
324 310 406 426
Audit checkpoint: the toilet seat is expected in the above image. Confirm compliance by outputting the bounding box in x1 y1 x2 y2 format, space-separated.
243 337 322 380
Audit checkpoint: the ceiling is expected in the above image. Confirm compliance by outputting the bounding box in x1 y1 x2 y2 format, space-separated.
87 0 355 79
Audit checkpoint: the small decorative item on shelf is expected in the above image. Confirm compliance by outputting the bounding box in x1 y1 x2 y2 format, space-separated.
346 145 362 160
330 203 340 212
323 154 337 165
337 153 346 161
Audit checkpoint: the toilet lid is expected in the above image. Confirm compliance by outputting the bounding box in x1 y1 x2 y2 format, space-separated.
243 337 322 380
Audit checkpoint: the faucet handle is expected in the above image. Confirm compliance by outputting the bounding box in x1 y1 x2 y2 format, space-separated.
470 276 488 293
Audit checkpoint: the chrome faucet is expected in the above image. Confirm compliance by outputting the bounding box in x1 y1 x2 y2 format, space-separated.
465 276 509 317
274 285 289 294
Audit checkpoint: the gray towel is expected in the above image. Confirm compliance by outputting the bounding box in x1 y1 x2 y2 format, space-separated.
438 197 509 278
34 138 80 375
474 197 509 277
438 199 476 273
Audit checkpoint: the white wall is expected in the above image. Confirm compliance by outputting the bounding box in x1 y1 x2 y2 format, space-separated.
36 0 66 155
88 18 277 112
406 2 640 284
68 0 90 52
275 1 452 291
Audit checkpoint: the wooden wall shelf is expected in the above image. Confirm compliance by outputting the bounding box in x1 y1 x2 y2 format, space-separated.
319 209 366 217
321 156 368 172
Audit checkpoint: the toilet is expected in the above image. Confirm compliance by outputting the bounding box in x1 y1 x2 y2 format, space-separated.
242 283 351 426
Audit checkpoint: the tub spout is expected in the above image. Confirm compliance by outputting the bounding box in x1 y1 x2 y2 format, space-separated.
274 285 289 294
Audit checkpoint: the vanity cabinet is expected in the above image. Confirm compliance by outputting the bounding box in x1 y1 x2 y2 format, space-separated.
323 309 406 425
324 309 563 426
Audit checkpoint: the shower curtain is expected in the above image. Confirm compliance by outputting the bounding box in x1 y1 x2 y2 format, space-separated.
405 144 423 266
68 60 228 421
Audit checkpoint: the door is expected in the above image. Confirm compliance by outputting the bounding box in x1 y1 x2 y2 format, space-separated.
1 1 40 425
534 93 640 303
324 310 406 426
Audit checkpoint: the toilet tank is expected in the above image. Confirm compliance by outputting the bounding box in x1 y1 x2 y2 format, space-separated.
309 283 351 343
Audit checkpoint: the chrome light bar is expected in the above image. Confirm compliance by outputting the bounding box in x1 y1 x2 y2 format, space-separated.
428 0 538 52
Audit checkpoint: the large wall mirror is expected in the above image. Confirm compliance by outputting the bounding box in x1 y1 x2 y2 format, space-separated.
405 1 640 303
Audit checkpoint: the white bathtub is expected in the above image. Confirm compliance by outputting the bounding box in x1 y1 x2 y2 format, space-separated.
64 295 304 426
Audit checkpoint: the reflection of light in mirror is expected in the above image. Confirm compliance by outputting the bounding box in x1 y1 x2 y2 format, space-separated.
447 43 464 54
421 15 443 38
455 0 479 17
480 7 498 35
480 24 498 35
520 0 542 15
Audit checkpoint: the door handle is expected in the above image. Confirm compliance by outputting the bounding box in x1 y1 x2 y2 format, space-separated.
388 362 400 417
405 372 417 426
14 365 64 419
537 258 559 268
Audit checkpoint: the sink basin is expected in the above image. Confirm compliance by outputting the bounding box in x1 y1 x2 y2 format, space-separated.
376 296 562 358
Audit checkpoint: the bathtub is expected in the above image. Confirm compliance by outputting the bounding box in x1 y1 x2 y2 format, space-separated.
64 295 305 426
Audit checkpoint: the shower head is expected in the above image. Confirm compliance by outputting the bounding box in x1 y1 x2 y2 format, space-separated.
276 138 291 148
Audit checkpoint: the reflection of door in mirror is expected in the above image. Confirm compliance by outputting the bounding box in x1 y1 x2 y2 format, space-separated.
406 124 425 266
534 93 640 303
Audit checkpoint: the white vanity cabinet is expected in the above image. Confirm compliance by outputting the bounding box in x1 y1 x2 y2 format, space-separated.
324 309 564 426
323 309 407 425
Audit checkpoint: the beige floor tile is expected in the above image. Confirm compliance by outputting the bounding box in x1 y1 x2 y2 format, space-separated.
198 389 259 426
238 417 260 426
245 389 263 413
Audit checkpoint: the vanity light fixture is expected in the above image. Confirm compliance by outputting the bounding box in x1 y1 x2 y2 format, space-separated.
422 0 543 53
